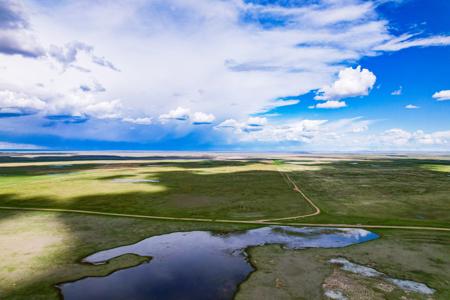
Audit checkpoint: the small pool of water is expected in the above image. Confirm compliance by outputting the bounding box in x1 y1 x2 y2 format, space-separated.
329 258 435 295
58 226 378 300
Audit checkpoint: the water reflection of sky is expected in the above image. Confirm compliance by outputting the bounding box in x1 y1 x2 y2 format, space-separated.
59 226 378 300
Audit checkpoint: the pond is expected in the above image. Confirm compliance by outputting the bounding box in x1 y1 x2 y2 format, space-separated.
58 226 378 300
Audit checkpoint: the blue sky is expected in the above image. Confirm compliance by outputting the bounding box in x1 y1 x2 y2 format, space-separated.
0 0 449 151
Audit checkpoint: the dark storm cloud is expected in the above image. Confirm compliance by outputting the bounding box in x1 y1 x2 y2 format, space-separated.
0 34 44 58
0 1 45 58
0 0 28 30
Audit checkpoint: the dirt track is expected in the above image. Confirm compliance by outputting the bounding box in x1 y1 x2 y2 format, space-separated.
0 166 449 232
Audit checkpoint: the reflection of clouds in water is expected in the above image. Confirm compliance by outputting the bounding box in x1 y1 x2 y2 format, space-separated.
330 258 383 277
387 279 435 295
330 258 435 295
324 290 348 300
338 228 371 239
218 226 378 250
86 226 378 264
62 227 379 300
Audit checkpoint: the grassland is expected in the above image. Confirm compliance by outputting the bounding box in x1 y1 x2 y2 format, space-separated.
285 158 450 227
0 210 254 299
0 159 317 220
0 155 449 227
238 229 450 299
0 153 449 299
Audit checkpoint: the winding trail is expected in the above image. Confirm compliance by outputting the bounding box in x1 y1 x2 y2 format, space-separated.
259 169 321 222
0 164 449 232
0 206 449 232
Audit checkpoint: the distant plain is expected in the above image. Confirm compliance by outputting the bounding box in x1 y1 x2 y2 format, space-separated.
0 152 449 299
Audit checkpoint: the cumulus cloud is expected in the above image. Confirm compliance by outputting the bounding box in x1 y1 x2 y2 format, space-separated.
1 0 450 149
192 112 215 125
0 88 124 121
405 104 419 109
159 107 216 125
315 66 376 101
379 129 450 147
217 117 366 144
432 90 450 101
159 107 191 121
83 99 122 119
0 0 391 127
315 100 347 109
216 116 450 150
0 90 46 115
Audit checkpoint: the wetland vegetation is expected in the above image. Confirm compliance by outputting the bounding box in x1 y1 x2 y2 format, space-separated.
0 153 449 299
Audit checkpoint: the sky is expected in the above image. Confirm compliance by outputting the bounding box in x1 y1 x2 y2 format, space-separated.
0 0 449 151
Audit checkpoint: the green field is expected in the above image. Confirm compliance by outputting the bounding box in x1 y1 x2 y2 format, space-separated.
238 229 450 299
287 158 450 227
0 160 316 220
0 154 449 299
1 157 449 226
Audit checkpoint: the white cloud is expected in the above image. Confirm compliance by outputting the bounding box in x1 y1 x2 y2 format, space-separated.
0 88 124 120
159 107 191 122
215 118 241 129
159 107 216 125
215 117 268 133
84 99 122 119
0 0 450 148
0 30 45 58
315 100 347 109
217 117 450 150
0 90 46 113
379 129 450 147
391 86 402 95
375 34 450 52
122 117 152 125
0 0 392 129
260 99 300 112
192 112 215 124
405 104 419 109
247 117 267 127
315 66 376 101
0 141 43 150
432 90 450 101
218 117 367 145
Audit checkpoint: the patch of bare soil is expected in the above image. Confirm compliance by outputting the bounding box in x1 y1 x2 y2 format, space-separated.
0 213 67 287
323 269 385 300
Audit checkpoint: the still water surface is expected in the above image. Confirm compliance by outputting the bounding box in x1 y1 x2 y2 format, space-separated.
59 226 378 300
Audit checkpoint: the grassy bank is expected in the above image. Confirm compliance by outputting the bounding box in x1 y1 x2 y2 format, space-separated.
238 229 450 299
0 210 254 299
